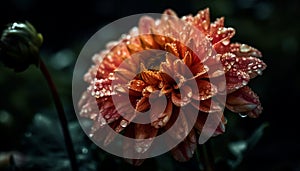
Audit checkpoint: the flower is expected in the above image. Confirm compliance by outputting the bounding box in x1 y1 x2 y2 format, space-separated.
78 8 266 165
0 21 43 72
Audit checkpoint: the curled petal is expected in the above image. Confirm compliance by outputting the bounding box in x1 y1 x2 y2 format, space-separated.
135 96 150 112
140 70 161 85
226 86 262 118
165 43 180 57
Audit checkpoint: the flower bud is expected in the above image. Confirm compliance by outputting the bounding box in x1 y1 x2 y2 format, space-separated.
0 21 43 72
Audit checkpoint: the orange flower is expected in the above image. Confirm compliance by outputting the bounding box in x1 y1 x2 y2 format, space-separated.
78 8 266 165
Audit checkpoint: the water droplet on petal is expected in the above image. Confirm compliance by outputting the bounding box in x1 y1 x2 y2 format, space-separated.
240 44 251 53
222 39 230 46
163 116 169 123
242 80 248 86
108 73 115 80
257 69 262 75
135 146 143 153
100 117 107 126
187 91 192 98
239 113 248 118
120 120 128 128
89 133 94 137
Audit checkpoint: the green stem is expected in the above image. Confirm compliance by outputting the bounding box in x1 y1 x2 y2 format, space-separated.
198 141 214 171
39 59 78 171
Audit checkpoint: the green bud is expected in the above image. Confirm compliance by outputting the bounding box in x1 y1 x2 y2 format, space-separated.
0 21 43 72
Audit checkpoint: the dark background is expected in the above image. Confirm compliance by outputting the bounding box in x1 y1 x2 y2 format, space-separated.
0 0 299 171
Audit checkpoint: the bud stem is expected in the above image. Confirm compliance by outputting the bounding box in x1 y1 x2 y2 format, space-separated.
197 141 215 171
39 59 78 171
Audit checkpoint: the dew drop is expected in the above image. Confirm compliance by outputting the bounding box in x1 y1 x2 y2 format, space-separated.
120 120 128 128
187 91 193 98
100 117 107 126
89 133 94 137
242 80 248 86
108 73 115 80
207 49 212 56
239 113 248 118
114 85 127 93
240 44 251 53
90 113 97 119
202 20 209 30
257 70 262 75
222 39 230 46
158 82 164 88
163 116 169 123
135 146 143 153
203 65 209 71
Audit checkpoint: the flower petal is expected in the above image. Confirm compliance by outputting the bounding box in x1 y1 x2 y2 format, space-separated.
151 98 173 128
191 98 222 113
124 35 144 53
193 111 226 140
226 86 262 118
171 89 191 107
229 43 262 58
135 96 150 112
164 106 189 140
211 27 235 46
134 124 158 152
192 80 218 101
138 16 159 49
221 52 266 78
225 69 250 93
193 8 211 32
140 70 161 85
129 79 147 92
171 130 197 162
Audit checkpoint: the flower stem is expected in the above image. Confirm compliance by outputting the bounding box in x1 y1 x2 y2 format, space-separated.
198 141 214 171
39 59 78 171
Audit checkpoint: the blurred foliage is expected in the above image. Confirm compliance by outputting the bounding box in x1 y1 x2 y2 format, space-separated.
0 0 300 170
